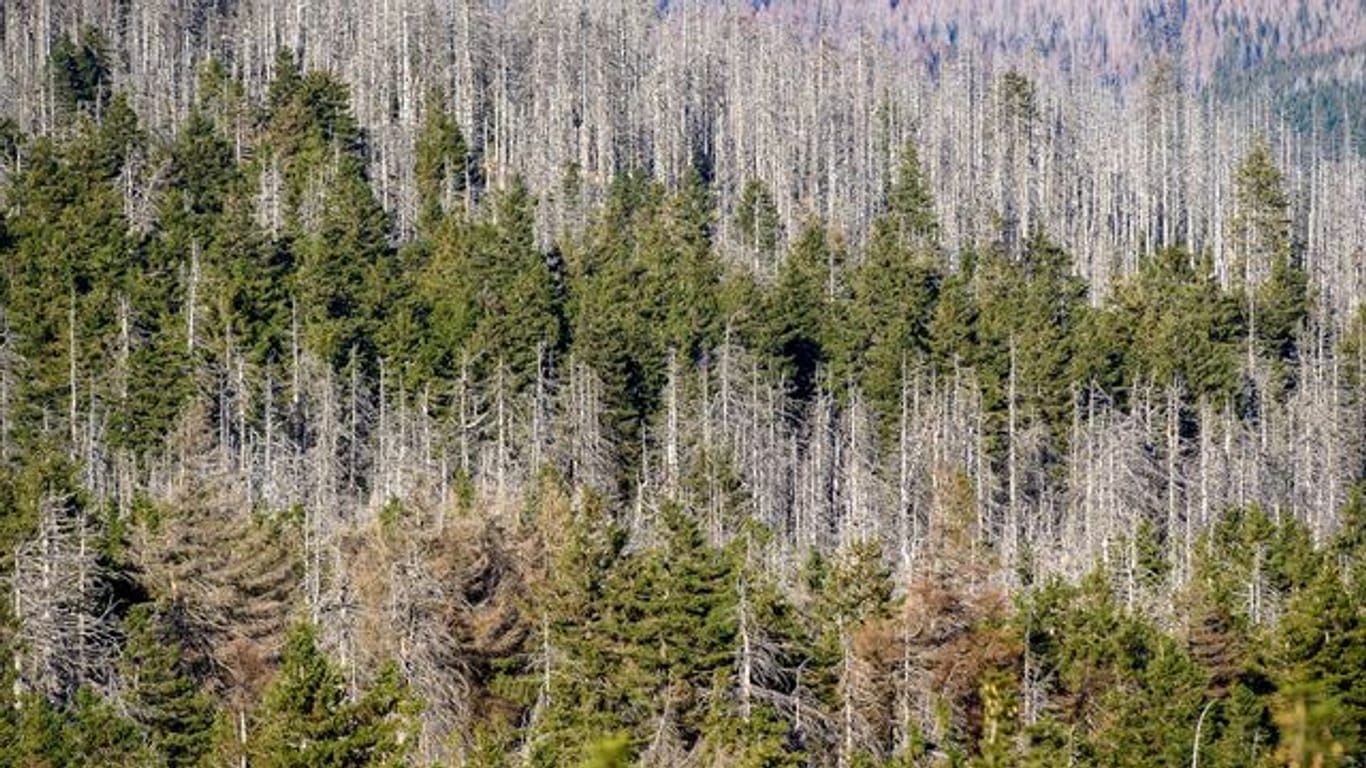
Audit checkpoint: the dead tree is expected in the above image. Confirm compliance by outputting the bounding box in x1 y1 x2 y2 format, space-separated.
12 491 119 703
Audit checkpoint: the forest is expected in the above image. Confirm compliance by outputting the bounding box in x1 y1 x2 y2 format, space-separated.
1 1 1366 766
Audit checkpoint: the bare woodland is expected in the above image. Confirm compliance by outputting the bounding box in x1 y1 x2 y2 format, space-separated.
1 0 1365 764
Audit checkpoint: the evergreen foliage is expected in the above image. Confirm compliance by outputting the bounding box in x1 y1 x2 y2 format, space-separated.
119 603 216 767
251 623 415 767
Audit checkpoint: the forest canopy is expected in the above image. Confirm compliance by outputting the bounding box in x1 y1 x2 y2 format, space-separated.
1 11 1365 768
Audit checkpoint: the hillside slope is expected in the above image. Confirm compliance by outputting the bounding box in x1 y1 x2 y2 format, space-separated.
753 0 1366 87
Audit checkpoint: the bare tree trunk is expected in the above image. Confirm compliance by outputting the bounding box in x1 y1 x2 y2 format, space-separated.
0 306 12 465
68 293 78 452
187 240 200 353
1007 338 1019 568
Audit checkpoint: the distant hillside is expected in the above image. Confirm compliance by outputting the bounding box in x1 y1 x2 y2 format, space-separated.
743 0 1366 153
750 0 1366 87
1214 47 1366 156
